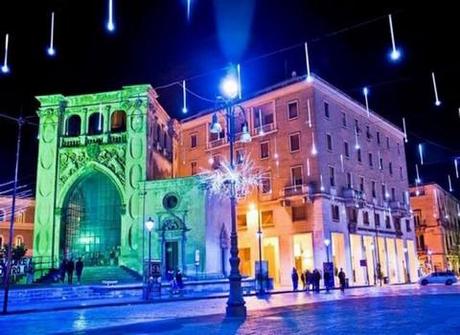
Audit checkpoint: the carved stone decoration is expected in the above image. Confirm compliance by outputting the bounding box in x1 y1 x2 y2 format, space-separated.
59 146 126 186
42 118 56 144
162 217 183 231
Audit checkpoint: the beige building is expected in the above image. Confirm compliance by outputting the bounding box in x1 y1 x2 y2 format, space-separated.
410 183 460 274
177 75 418 287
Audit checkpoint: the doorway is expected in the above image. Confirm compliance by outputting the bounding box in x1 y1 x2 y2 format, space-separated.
165 241 179 271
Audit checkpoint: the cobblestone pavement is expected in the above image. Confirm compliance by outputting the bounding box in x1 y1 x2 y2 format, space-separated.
1 284 459 334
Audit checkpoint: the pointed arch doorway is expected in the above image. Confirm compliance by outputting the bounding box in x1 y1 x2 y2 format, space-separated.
60 171 122 266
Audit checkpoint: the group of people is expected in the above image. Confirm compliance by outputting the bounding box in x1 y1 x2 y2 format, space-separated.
59 257 84 284
166 269 184 294
291 267 347 292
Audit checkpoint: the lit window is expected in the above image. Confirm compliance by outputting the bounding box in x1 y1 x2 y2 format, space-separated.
291 166 303 186
15 235 24 247
261 211 274 228
289 133 300 152
237 214 247 230
260 141 270 159
111 110 126 133
261 174 272 194
288 102 298 119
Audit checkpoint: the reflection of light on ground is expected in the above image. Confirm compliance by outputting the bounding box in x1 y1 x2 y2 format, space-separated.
73 311 88 331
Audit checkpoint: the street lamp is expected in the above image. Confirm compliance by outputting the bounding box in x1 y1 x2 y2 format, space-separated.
324 238 331 263
211 74 249 317
249 202 265 296
403 247 410 283
144 217 154 300
370 243 377 285
427 249 433 273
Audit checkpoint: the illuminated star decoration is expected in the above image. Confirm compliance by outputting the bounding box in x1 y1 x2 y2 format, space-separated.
199 155 268 199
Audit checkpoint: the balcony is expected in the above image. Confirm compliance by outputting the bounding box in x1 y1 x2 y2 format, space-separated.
207 138 227 149
251 123 276 136
281 184 309 198
61 136 81 147
389 201 409 217
342 187 366 208
109 132 127 144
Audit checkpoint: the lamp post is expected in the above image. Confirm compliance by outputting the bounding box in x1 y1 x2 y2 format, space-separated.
370 243 377 285
324 238 331 263
144 217 154 300
250 201 264 296
428 249 433 273
210 74 250 317
403 247 409 283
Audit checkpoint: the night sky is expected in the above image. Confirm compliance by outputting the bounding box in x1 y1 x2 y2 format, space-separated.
1 1 459 196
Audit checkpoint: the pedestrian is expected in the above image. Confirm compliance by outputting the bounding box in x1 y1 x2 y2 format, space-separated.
176 268 184 291
66 258 75 284
300 271 306 290
338 268 346 292
291 267 299 291
305 270 311 292
59 258 67 283
324 270 331 293
76 257 84 284
313 269 321 293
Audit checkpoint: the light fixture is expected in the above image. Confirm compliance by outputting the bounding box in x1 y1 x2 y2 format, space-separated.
209 113 222 134
240 124 251 143
145 217 154 232
220 74 239 100
106 0 115 32
324 238 331 247
2 33 9 73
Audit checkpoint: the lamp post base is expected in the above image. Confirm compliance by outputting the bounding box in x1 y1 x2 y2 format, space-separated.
226 275 247 318
226 303 247 318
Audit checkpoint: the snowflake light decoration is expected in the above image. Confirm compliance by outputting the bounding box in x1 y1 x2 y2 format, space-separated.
199 155 268 199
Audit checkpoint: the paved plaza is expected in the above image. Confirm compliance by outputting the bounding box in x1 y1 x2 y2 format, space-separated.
1 285 459 334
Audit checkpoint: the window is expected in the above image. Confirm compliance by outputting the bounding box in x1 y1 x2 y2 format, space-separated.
190 133 197 148
397 142 401 155
357 148 362 162
0 209 4 222
191 161 197 175
332 205 340 221
289 133 300 152
386 136 390 149
354 119 359 131
374 213 381 227
342 112 347 127
363 211 370 225
209 128 225 142
389 162 393 175
347 173 352 188
385 216 391 229
288 101 298 119
399 166 403 180
236 149 244 165
324 101 330 118
163 132 168 149
368 153 373 167
261 173 272 194
111 110 126 133
88 112 103 135
261 211 274 228
292 206 306 221
366 126 371 140
381 184 386 200
15 235 24 247
212 155 221 170
359 177 365 192
329 166 335 187
291 166 303 186
253 102 274 128
418 234 425 250
372 181 376 198
349 208 358 223
66 115 81 136
327 134 333 151
237 214 247 230
344 141 350 158
391 187 396 201
379 157 383 170
406 219 412 232
377 131 381 144
260 141 270 159
156 124 161 143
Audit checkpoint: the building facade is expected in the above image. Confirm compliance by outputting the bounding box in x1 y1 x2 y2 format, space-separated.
33 86 231 278
410 183 460 274
178 75 418 286
0 196 35 256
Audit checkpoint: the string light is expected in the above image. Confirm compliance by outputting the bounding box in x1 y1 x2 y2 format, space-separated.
402 117 408 143
182 80 188 113
415 164 421 183
340 154 344 172
457 203 460 217
311 132 318 156
47 12 56 56
237 63 242 99
186 0 192 22
306 98 312 128
258 109 264 135
448 174 453 192
304 42 312 82
388 14 401 61
320 174 325 191
363 87 370 117
354 128 360 150
431 72 441 106
455 159 459 179
2 33 9 73
106 0 115 32
418 144 424 165
306 158 311 176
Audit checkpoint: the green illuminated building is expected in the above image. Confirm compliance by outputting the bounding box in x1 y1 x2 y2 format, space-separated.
33 85 231 277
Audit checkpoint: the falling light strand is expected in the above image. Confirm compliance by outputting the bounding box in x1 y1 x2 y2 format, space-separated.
415 164 421 183
455 159 459 179
402 117 408 143
107 0 115 32
311 132 318 156
47 12 56 56
187 0 192 22
418 144 424 165
306 158 311 176
340 154 344 172
306 98 312 127
2 33 9 73
304 42 312 81
320 174 325 191
237 63 242 99
182 80 187 113
431 72 441 106
388 14 401 61
363 87 370 117
448 174 453 192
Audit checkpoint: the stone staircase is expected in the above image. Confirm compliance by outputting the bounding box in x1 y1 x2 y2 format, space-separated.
79 266 142 285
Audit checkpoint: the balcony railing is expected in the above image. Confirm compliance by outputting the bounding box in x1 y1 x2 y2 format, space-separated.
251 122 275 136
61 136 81 147
390 201 409 217
109 132 127 144
281 184 308 197
207 138 227 149
342 187 366 207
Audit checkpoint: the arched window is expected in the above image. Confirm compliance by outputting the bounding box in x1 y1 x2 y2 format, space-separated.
88 113 104 135
66 115 81 136
15 235 24 247
0 209 5 222
111 110 126 133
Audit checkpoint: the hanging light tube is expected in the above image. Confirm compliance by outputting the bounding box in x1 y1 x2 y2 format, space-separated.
455 159 459 179
304 42 312 81
432 72 441 106
448 175 453 192
363 87 370 117
47 12 56 56
402 117 408 143
388 14 401 61
182 80 187 113
107 0 115 32
2 33 9 73
418 144 424 165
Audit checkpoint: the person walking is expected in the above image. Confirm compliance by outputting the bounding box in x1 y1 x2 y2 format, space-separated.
338 268 346 292
175 269 184 293
66 258 75 284
291 267 299 291
305 269 311 292
300 271 306 290
59 259 67 283
76 257 84 285
324 270 331 293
